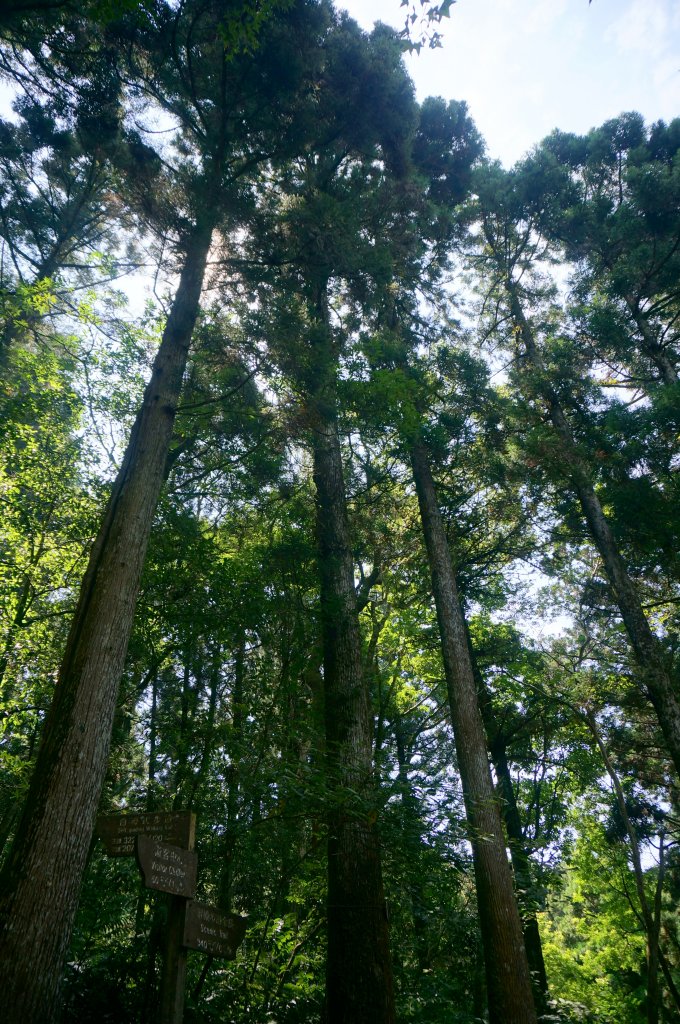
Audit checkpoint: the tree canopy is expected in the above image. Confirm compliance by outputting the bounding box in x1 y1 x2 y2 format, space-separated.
0 3 679 1024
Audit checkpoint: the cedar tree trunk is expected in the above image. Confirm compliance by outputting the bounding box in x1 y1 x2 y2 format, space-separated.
410 439 538 1024
489 733 550 1016
0 213 214 1024
470 642 550 1015
310 296 395 1024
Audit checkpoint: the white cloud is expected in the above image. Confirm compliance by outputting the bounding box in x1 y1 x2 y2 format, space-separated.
607 0 675 59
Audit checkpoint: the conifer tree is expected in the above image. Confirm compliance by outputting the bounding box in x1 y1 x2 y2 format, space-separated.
0 4 328 1019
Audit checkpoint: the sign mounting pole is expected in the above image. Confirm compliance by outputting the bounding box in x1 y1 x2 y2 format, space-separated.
160 894 188 1024
157 814 195 1024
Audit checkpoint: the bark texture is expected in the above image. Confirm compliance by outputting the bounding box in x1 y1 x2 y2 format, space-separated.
310 297 395 1024
489 731 550 1017
507 282 680 781
469 636 550 1014
410 440 537 1024
0 215 213 1024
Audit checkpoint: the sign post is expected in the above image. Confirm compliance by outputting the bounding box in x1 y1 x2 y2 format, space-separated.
96 810 246 1024
161 893 189 1024
134 836 199 1024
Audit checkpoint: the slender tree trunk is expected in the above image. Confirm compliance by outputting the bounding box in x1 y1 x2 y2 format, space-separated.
173 651 195 810
506 281 680 781
652 838 680 1012
0 211 214 1024
191 643 247 1012
148 671 159 811
468 638 550 1015
187 647 220 809
220 635 245 913
310 291 395 1024
410 439 537 1024
137 667 164 1022
134 669 161 936
0 574 32 697
489 734 550 1016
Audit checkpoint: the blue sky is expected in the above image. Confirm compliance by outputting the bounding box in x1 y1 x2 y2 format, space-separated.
339 0 680 165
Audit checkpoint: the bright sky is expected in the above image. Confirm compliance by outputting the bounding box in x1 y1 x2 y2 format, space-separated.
339 0 680 166
2 1 677 165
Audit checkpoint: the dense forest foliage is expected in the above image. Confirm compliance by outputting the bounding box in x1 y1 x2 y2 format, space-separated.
0 2 679 1022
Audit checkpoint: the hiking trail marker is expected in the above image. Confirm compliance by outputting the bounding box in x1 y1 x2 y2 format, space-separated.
96 810 247 1024
183 902 248 959
135 837 198 899
96 810 194 856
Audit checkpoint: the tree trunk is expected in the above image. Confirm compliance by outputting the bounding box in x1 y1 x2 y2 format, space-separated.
468 635 550 1015
173 650 195 811
220 635 245 913
466 630 553 1015
0 573 32 696
0 212 214 1024
489 733 550 1017
506 282 680 781
148 670 159 811
187 646 220 809
193 641 247 1012
410 439 537 1024
310 292 395 1024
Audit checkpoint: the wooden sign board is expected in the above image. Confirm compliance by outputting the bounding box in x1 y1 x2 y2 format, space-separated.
183 902 247 959
96 810 195 856
135 837 198 899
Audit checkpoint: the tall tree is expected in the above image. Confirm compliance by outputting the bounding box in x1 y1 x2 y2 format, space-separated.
238 19 423 1020
353 94 538 1021
409 438 538 1024
0 3 328 1019
470 160 680 784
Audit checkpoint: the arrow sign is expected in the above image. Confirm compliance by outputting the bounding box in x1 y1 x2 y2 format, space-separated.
183 902 247 959
135 836 198 899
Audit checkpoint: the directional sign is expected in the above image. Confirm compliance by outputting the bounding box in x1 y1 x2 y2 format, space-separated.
136 837 198 899
97 809 199 1024
96 810 195 856
183 902 247 959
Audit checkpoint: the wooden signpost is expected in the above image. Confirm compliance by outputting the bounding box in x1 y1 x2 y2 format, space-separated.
96 810 247 1024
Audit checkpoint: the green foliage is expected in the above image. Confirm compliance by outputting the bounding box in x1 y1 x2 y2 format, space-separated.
0 339 94 709
1 1 679 1019
541 803 648 1023
400 0 456 53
